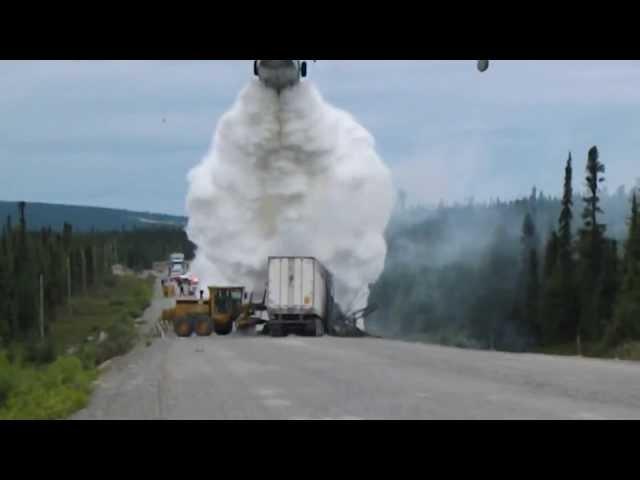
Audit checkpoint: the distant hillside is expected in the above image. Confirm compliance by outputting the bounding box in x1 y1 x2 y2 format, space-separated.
0 201 187 232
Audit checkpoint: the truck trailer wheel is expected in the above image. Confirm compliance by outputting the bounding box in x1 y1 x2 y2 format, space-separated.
194 316 213 336
174 317 193 337
270 324 285 338
314 318 324 337
304 321 315 337
301 61 307 78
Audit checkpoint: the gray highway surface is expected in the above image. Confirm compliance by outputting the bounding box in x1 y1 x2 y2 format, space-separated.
73 279 640 420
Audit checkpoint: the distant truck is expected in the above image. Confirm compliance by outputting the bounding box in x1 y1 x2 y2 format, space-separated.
168 252 187 279
169 263 185 276
170 253 185 264
266 256 339 337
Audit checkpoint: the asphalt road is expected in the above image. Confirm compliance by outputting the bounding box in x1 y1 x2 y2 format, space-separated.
72 279 640 420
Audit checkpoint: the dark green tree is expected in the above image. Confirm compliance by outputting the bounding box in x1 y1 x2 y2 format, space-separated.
578 146 607 340
558 153 574 273
622 192 640 274
18 201 26 249
608 191 640 344
524 247 541 342
516 212 541 342
62 222 73 252
543 230 560 280
469 225 519 351
555 152 580 344
521 212 538 254
599 239 620 328
14 202 38 337
2 217 17 338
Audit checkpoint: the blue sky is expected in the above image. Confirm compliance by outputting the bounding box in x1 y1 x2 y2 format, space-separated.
2 60 640 216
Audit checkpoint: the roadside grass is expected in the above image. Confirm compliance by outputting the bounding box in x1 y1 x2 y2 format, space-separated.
535 342 598 357
533 340 640 361
0 274 154 419
610 342 640 361
393 329 483 350
50 275 153 355
0 353 97 419
395 329 640 362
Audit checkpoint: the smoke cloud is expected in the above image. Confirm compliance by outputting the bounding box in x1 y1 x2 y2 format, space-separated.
185 79 393 312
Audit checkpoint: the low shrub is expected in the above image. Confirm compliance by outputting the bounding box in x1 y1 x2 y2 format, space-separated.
612 342 640 361
94 315 137 365
0 356 97 419
77 343 97 369
5 343 25 365
0 353 18 407
24 339 57 365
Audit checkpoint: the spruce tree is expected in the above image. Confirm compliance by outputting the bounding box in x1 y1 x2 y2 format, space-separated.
470 225 517 350
543 230 560 281
525 247 541 342
518 212 541 342
18 201 26 249
622 192 639 274
529 186 538 221
578 146 607 340
599 239 620 327
580 146 607 271
521 212 537 253
0 229 7 340
538 155 578 346
609 191 640 343
554 152 580 344
3 216 17 338
62 222 72 252
558 153 574 274
15 202 37 337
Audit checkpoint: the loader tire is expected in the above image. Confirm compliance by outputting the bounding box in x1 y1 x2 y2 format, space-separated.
237 324 256 336
174 317 193 337
194 316 213 336
214 321 233 336
304 321 315 337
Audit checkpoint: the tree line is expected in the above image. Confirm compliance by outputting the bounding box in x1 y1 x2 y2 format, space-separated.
369 147 640 353
534 147 638 352
0 202 194 344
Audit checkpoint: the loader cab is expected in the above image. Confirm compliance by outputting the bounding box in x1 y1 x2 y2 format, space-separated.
209 287 245 315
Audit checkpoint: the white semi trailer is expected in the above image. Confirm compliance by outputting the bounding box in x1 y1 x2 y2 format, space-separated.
266 256 337 337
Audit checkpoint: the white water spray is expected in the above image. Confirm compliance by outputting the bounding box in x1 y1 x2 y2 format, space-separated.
185 79 393 313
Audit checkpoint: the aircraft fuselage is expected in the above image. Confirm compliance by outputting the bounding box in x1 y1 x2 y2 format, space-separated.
255 60 305 93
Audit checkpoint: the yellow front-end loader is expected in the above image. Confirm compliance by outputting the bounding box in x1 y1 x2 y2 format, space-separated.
170 286 265 337
206 286 247 335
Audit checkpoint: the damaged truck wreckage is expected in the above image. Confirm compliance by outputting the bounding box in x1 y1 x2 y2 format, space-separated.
163 256 377 339
264 256 374 338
